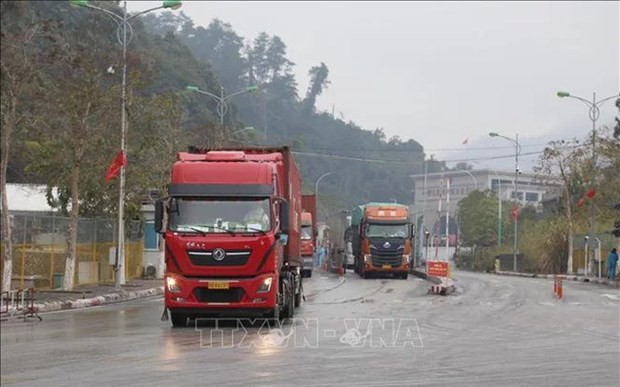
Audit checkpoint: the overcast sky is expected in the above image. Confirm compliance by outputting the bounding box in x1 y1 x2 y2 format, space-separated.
128 1 619 172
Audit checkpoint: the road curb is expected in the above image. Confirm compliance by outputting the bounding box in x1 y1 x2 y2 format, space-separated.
33 286 165 313
494 271 617 287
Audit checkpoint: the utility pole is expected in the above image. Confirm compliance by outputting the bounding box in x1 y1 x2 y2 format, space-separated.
557 90 619 266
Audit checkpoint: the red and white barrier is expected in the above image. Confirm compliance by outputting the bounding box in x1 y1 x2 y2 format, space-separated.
1 288 42 322
425 260 455 296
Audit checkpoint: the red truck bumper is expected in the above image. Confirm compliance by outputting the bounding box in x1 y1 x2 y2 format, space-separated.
165 272 278 317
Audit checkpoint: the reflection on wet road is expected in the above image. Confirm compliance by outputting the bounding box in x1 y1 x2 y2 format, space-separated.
2 271 619 386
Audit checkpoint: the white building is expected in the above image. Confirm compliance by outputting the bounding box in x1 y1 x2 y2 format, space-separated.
3 184 59 214
410 169 561 231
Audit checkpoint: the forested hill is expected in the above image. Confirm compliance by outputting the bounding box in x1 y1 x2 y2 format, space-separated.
143 12 447 216
3 1 444 219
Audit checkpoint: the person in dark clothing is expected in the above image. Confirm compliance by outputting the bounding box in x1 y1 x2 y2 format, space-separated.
607 248 618 280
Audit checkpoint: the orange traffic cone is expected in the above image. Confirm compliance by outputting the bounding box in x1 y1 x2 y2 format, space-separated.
553 276 563 299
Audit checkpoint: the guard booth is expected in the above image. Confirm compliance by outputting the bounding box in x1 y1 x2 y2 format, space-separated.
495 254 524 272
329 245 345 274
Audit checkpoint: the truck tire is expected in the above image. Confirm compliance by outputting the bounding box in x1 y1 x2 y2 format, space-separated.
265 306 280 324
280 288 294 320
401 273 408 280
170 311 187 328
295 276 302 307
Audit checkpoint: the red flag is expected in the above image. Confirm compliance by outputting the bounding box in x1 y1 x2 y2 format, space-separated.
462 138 469 145
511 204 518 221
105 150 126 181
576 197 586 208
585 188 596 199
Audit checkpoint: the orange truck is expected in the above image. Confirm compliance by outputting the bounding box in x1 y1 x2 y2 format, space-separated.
351 203 414 279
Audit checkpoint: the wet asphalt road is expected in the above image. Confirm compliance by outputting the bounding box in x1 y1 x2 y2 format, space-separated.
2 270 619 386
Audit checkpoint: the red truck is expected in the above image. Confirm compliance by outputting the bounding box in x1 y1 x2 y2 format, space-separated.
301 195 317 277
155 147 303 327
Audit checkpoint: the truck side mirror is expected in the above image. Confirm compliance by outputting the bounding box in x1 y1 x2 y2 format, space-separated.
409 224 416 238
279 234 289 246
279 200 290 233
155 199 164 233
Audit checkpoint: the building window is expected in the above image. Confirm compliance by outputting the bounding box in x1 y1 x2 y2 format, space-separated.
144 221 159 250
526 192 539 202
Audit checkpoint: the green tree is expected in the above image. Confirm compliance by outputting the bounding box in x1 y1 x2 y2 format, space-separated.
535 139 588 273
454 162 474 171
0 1 58 291
26 27 117 290
303 62 330 114
614 98 619 139
457 190 499 247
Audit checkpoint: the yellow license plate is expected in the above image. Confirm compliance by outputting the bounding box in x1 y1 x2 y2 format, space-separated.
208 281 229 290
382 264 391 269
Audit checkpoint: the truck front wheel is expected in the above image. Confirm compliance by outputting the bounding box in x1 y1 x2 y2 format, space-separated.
281 285 295 320
295 277 302 307
170 311 187 328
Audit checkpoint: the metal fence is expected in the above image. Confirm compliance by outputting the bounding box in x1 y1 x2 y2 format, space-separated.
1 213 143 289
572 233 617 275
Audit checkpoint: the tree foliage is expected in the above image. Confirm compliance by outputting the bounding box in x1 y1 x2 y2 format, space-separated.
6 2 429 226
303 62 330 114
457 190 499 247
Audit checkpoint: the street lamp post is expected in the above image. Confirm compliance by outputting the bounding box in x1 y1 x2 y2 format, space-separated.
315 172 335 221
228 127 255 142
418 158 429 267
489 131 521 272
490 169 503 247
186 85 258 128
557 91 619 263
70 0 182 290
456 168 479 191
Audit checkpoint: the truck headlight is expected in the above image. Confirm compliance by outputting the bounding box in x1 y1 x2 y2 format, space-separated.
166 276 181 293
363 254 371 263
257 277 273 293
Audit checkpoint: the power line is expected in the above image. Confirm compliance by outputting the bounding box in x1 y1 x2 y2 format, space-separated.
291 149 548 165
301 143 553 153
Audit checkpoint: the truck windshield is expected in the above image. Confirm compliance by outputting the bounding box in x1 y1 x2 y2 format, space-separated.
366 223 408 238
168 197 271 233
301 225 312 240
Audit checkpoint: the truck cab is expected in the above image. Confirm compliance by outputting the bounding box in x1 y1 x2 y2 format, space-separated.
353 204 413 279
300 211 315 277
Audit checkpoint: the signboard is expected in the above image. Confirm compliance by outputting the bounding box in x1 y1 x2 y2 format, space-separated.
427 260 449 277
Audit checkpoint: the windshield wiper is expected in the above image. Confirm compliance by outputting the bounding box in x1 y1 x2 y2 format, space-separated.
175 226 207 236
195 224 236 235
240 226 266 235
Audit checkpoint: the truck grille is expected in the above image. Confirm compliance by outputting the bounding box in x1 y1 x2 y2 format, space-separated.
194 288 245 303
371 249 402 267
187 250 251 267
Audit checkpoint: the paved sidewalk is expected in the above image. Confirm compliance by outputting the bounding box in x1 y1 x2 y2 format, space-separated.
7 279 164 315
495 270 620 288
